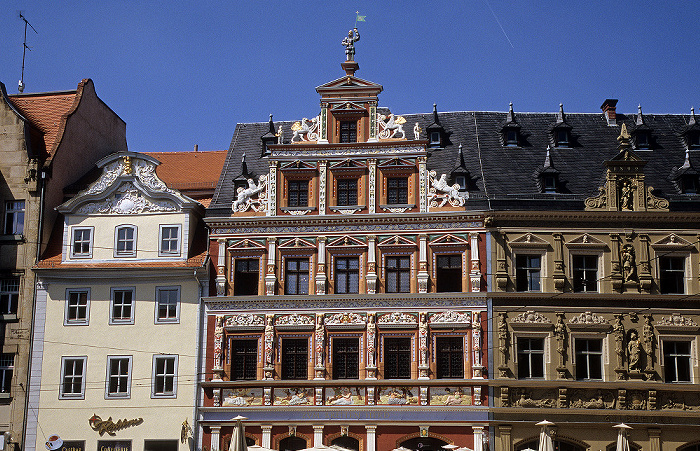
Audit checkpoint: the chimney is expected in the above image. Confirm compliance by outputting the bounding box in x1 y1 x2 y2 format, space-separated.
601 99 618 126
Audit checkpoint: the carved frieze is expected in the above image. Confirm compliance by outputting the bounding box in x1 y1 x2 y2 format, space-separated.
512 389 556 408
568 311 608 326
325 312 366 328
275 314 315 329
655 313 699 332
569 390 616 409
510 310 552 325
224 314 265 329
429 311 472 326
378 312 417 326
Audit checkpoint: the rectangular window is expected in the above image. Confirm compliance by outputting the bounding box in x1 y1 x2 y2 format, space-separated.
0 354 13 393
339 121 357 143
65 289 89 325
288 180 309 207
234 259 259 296
505 129 519 146
436 254 462 292
387 177 408 204
4 201 25 235
436 337 464 379
659 256 685 294
231 339 258 380
516 254 541 291
282 338 308 380
664 341 691 382
384 337 411 379
337 179 358 206
110 288 135 324
555 129 570 147
0 278 20 315
60 356 86 398
575 339 602 380
159 225 181 256
285 258 309 295
386 256 410 293
335 257 359 294
572 255 598 292
115 226 136 257
71 228 93 258
332 337 359 379
106 356 132 398
517 337 545 379
155 287 179 323
152 355 177 397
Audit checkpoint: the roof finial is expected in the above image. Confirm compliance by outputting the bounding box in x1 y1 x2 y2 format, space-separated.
690 107 697 126
432 103 440 124
268 114 275 134
636 104 645 126
241 152 248 176
544 146 552 168
342 27 360 62
507 102 515 123
557 103 565 123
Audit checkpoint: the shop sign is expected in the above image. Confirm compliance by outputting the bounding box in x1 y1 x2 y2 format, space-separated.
89 414 143 436
97 440 131 451
61 441 85 451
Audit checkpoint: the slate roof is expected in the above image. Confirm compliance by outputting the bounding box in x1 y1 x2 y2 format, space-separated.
208 108 700 215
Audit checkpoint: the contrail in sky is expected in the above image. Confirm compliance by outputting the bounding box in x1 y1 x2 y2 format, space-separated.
484 0 515 49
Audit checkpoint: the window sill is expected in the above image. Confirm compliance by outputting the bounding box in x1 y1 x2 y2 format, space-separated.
59 394 85 400
0 314 18 322
280 206 316 215
0 393 11 400
379 204 415 213
329 205 365 214
0 235 24 243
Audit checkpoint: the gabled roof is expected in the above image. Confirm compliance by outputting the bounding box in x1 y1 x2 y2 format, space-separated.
142 150 227 191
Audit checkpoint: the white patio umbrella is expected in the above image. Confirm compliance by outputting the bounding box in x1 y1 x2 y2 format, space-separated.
614 424 632 451
248 445 276 451
391 447 412 451
442 446 458 451
229 415 249 451
536 420 555 451
298 445 334 451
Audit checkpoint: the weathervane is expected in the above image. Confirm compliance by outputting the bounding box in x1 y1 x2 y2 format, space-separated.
18 12 38 93
342 12 365 61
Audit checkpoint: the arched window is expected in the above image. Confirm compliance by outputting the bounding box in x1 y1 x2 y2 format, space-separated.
400 437 448 451
279 437 307 451
331 436 359 451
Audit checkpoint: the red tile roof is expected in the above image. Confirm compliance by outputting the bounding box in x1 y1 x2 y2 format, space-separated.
143 150 227 191
8 80 86 156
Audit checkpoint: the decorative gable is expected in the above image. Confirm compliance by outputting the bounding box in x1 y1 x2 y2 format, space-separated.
508 233 549 249
651 234 692 250
565 234 607 250
278 237 316 251
378 235 417 248
429 234 469 248
327 236 367 249
228 239 266 252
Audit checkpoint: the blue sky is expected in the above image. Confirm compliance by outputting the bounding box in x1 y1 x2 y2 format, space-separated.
1 1 699 153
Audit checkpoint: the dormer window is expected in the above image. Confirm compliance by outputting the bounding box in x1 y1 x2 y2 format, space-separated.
681 175 698 194
505 129 519 146
339 121 357 143
454 175 467 191
635 131 650 149
555 129 570 147
542 175 557 193
689 132 700 149
430 131 441 146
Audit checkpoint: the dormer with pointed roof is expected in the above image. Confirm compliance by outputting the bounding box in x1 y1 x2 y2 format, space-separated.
670 150 699 194
501 102 521 147
261 114 278 156
551 103 573 147
426 103 448 148
450 144 471 191
681 107 700 149
534 147 560 193
632 105 652 149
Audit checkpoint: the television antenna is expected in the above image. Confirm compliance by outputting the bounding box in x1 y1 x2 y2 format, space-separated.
18 12 38 93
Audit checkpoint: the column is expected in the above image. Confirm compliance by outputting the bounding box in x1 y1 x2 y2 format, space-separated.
472 311 484 379
216 238 227 296
265 238 277 295
469 232 481 292
366 235 377 294
552 233 565 291
368 159 377 214
365 426 377 451
316 237 327 295
417 234 429 293
313 426 324 447
318 161 327 215
261 426 272 449
497 425 512 451
210 427 221 451
647 428 661 451
472 426 484 451
318 107 329 144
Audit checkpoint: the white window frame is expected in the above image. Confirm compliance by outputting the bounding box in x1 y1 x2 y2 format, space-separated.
155 286 180 324
570 252 602 293
64 288 90 326
110 287 135 325
60 356 87 399
159 224 181 257
71 227 94 258
571 335 606 381
105 355 132 398
151 354 178 398
4 200 25 235
513 332 550 380
0 354 13 395
659 336 696 384
513 251 546 292
114 225 137 258
657 253 689 295
0 277 20 316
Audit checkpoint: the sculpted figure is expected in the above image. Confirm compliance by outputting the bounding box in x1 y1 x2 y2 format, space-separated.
628 330 641 371
232 175 267 212
342 28 360 61
414 122 422 140
620 180 634 210
621 244 637 282
429 172 466 207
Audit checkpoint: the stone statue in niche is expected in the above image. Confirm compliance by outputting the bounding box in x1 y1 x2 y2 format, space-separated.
621 244 637 282
554 313 567 367
613 314 625 369
619 180 635 210
627 329 641 372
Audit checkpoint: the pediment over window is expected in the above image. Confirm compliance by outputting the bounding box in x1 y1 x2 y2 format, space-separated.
275 313 315 330
655 313 699 333
224 314 265 331
651 234 692 250
279 237 317 251
378 235 417 248
429 234 469 248
228 239 266 252
330 102 368 115
377 312 418 328
280 160 317 172
327 235 367 248
429 311 472 328
378 158 415 169
509 233 549 249
330 159 367 170
565 234 607 250
316 75 383 92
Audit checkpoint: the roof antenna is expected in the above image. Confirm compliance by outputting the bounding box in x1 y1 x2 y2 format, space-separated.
18 12 38 93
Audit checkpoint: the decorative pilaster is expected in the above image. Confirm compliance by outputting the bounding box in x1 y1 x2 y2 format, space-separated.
613 313 627 380
647 428 661 451
418 156 427 212
366 235 377 293
265 238 277 295
639 235 652 293
418 312 429 379
417 234 429 293
610 234 623 291
313 426 324 447
318 106 329 144
319 161 327 215
497 312 509 377
314 314 326 379
365 426 377 451
472 426 485 451
212 316 224 380
316 237 327 295
216 238 227 296
643 314 655 374
554 312 567 379
496 233 508 290
261 426 272 449
470 232 481 292
210 427 221 451
552 233 565 291
498 425 513 451
267 161 278 216
263 314 275 379
366 313 377 378
472 311 484 378
368 159 377 214
368 104 378 142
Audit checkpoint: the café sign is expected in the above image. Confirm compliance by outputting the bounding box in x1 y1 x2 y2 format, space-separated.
89 414 143 436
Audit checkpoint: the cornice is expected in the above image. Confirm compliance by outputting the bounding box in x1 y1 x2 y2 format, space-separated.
488 210 700 228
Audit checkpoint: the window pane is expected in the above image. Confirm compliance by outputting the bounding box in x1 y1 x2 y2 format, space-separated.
0 278 20 315
282 338 308 380
234 259 259 295
436 337 463 378
386 256 410 293
333 338 359 379
384 337 411 379
335 257 359 294
285 259 309 295
232 340 258 380
516 255 540 291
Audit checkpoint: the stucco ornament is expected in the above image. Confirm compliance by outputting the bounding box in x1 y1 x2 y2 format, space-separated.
510 310 552 324
224 314 265 328
657 313 698 327
291 117 320 142
275 314 314 326
430 311 472 325
77 183 177 215
378 312 417 325
232 174 268 213
377 113 406 139
325 312 366 326
427 170 467 209
568 311 608 325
